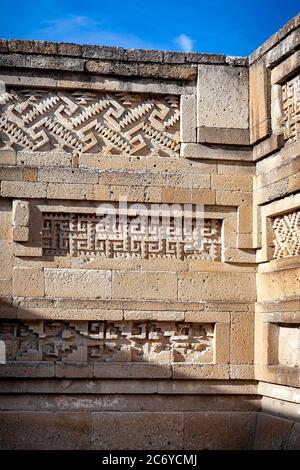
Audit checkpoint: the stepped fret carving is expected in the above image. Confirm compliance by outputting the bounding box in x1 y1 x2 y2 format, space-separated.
0 89 180 156
0 320 214 363
42 211 222 261
272 210 300 259
282 74 300 144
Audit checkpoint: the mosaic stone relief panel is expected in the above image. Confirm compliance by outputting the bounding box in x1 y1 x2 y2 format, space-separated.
42 212 222 261
0 88 180 156
0 320 214 363
282 74 300 145
272 210 300 259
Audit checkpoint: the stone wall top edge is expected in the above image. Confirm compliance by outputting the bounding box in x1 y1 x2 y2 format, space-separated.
0 38 248 68
249 12 300 65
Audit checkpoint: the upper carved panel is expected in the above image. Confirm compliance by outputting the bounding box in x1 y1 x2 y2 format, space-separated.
272 210 300 259
0 88 180 156
282 74 300 145
42 212 222 261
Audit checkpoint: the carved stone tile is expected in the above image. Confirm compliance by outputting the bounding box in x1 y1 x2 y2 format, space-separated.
0 320 214 363
272 210 300 259
0 89 180 156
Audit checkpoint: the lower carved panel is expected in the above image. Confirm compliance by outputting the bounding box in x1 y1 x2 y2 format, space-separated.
0 320 214 364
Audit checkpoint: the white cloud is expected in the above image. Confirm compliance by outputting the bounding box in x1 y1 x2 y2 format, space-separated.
35 15 153 49
176 33 194 52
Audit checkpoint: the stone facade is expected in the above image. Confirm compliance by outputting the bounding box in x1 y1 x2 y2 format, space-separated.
0 14 299 450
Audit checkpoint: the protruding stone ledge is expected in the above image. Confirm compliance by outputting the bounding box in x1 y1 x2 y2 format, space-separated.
181 143 253 162
197 127 250 146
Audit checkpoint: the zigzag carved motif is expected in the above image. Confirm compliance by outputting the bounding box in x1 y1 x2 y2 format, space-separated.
0 88 180 156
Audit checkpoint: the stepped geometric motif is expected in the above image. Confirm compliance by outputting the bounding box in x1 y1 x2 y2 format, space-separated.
0 320 214 363
0 88 180 156
272 210 300 259
282 74 300 144
42 211 222 261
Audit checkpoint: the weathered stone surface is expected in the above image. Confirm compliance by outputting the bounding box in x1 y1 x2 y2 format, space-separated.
44 269 111 299
12 267 44 297
288 423 300 450
112 271 177 301
197 64 249 129
0 411 90 449
184 412 257 449
254 413 294 450
91 412 183 449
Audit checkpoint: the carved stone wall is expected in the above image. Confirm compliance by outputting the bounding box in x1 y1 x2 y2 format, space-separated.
0 88 180 156
0 320 214 363
42 211 222 261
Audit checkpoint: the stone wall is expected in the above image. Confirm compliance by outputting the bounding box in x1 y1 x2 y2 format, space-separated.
0 14 299 450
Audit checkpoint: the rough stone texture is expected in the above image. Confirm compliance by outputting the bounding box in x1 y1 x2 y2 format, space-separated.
254 413 294 450
91 412 183 449
44 269 111 299
184 412 257 449
197 64 249 129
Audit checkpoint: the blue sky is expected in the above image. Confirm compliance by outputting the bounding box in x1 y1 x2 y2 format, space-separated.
0 1 299 56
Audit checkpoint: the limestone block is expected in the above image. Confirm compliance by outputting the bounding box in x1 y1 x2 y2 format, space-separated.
55 363 93 379
23 168 38 182
230 365 255 380
58 42 82 56
178 272 256 302
0 411 90 449
9 39 57 55
93 363 172 379
238 206 253 233
253 134 284 161
1 181 47 198
217 162 255 176
216 190 252 206
271 50 300 84
184 412 257 450
0 166 22 181
197 64 248 129
230 312 254 364
172 364 229 379
91 412 183 450
184 412 257 449
17 151 73 167
180 94 196 143
38 168 98 184
261 396 300 422
12 226 29 242
212 175 253 191
214 322 230 364
45 269 111 299
12 200 30 227
12 267 44 297
257 269 300 302
0 362 54 378
249 60 271 143
288 423 300 450
112 271 177 301
124 310 184 321
254 413 293 450
47 183 94 200
197 127 249 145
0 201 12 239
0 149 16 165
266 29 300 68
181 143 252 161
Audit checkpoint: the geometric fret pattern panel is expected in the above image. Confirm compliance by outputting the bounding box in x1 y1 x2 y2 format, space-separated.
282 74 300 145
0 320 214 363
0 88 180 156
42 212 222 261
272 210 300 259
